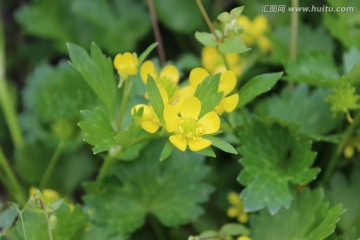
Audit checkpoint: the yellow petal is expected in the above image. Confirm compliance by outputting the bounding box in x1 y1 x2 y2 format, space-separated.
189 67 210 88
228 192 241 205
227 207 240 218
164 105 179 132
141 121 160 133
219 71 237 95
180 96 201 119
222 94 239 113
238 213 249 223
198 112 220 134
253 15 270 35
158 87 169 104
188 137 211 151
169 135 187 151
140 60 157 84
237 15 251 29
201 47 219 73
159 65 180 84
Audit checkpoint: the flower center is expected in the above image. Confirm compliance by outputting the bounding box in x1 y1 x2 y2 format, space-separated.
176 118 203 140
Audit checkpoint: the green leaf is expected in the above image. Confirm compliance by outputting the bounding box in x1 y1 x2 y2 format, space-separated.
218 36 250 54
15 0 150 53
197 147 216 158
285 52 339 87
238 72 283 108
138 42 158 64
324 0 360 50
12 203 88 240
84 141 213 235
0 205 19 233
67 42 116 115
251 189 345 240
238 120 320 214
263 84 341 137
147 76 165 124
159 141 174 161
195 32 218 47
23 61 97 124
78 108 116 154
154 0 206 33
343 47 360 74
203 135 237 154
217 12 230 23
326 168 360 232
269 24 335 65
194 74 223 117
220 223 249 236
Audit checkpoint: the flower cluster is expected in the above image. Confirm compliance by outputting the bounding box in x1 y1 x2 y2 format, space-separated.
114 54 240 152
227 191 249 223
237 15 272 53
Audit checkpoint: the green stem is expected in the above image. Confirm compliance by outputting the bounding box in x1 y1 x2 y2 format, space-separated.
221 54 230 70
45 213 53 240
196 0 220 42
0 18 24 148
321 112 360 184
40 139 66 189
146 0 166 64
96 155 117 182
115 77 133 131
290 0 299 61
0 146 26 204
14 204 28 240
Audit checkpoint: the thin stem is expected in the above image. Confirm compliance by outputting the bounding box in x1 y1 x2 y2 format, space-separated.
321 112 360 184
196 0 220 42
0 146 26 204
40 139 66 189
45 213 53 240
14 204 28 240
115 77 133 131
146 0 166 64
96 155 117 182
0 18 24 148
221 54 230 70
290 0 299 61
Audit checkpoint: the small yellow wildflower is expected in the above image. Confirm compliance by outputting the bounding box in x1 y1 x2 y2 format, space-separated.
237 15 272 52
114 52 139 79
132 104 160 133
29 187 60 205
164 96 220 151
140 60 180 99
201 46 245 76
189 68 239 115
343 136 360 158
227 192 249 223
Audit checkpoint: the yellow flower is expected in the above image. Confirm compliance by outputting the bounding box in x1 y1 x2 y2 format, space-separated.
189 68 239 115
114 52 139 79
237 236 252 240
132 104 160 133
164 96 220 151
343 136 360 158
29 187 60 205
227 192 249 223
201 47 245 76
140 60 180 100
237 15 272 52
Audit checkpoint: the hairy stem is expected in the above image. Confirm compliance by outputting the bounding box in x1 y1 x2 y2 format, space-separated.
40 139 66 189
321 112 360 184
290 0 299 61
196 0 220 42
0 147 26 204
0 17 24 148
146 0 166 64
